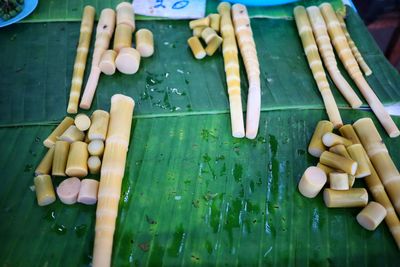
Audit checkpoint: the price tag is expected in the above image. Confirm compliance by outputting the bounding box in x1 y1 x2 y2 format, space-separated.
133 0 206 19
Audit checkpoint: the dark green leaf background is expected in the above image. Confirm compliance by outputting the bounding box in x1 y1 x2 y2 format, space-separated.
0 0 400 266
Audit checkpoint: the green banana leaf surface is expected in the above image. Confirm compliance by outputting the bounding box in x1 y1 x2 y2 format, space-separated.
0 0 400 266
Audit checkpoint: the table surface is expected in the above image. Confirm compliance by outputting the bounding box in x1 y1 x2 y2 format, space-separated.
0 0 400 266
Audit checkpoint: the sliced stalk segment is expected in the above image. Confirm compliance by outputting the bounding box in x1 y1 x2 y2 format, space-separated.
324 188 368 208
308 120 334 157
34 175 56 206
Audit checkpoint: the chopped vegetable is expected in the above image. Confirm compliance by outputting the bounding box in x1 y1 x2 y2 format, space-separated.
88 110 110 141
58 125 85 143
88 156 101 174
329 172 349 190
52 141 70 177
308 120 334 157
323 188 368 208
43 116 74 148
35 147 55 176
88 140 105 156
113 24 133 53
116 2 135 31
136 29 154 57
78 179 99 205
357 201 387 230
189 17 210 29
347 144 371 178
298 166 327 198
115 47 141 74
329 144 351 159
208 13 221 32
34 175 56 206
322 132 352 147
320 151 357 175
65 141 89 177
99 50 117 75
74 113 91 131
187 36 206 59
56 177 81 205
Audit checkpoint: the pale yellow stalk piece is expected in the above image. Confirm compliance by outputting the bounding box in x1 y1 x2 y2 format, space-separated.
205 35 223 56
113 24 133 53
353 117 400 213
88 110 110 141
322 132 352 147
201 27 218 44
232 3 261 139
308 120 334 157
306 6 362 108
52 141 70 176
78 179 99 205
35 147 55 176
116 2 135 31
67 6 96 114
88 140 105 156
320 151 358 175
294 6 342 128
329 144 351 158
339 124 361 144
193 26 205 37
320 3 399 137
34 175 56 206
219 2 245 138
115 47 141 75
357 201 386 230
92 94 135 267
347 144 371 178
189 17 210 29
316 162 335 175
66 141 89 177
80 9 116 110
99 50 117 75
337 13 372 76
136 29 154 57
43 117 74 148
324 188 368 208
329 172 349 190
298 166 327 198
88 156 101 174
75 113 91 131
187 36 206 59
209 13 221 32
59 125 85 143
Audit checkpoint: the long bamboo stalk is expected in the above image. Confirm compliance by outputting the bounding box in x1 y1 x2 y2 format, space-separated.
218 2 245 138
67 6 95 114
347 123 400 248
336 12 372 76
232 4 261 139
294 6 343 128
306 6 362 108
353 118 400 214
80 9 116 110
92 94 135 267
320 3 399 137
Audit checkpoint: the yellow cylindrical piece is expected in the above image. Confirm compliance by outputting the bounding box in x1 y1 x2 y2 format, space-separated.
65 141 89 177
298 166 327 198
59 125 85 143
88 110 110 141
78 179 99 205
322 132 352 147
52 141 70 176
205 35 223 56
324 188 368 208
113 24 133 53
88 156 101 174
329 172 349 190
88 140 105 156
329 144 351 159
135 29 154 57
74 113 91 131
320 151 358 175
347 144 371 178
209 13 221 32
201 27 219 44
96 8 116 37
115 47 141 75
308 120 334 157
99 50 117 75
43 117 74 148
34 175 56 206
189 17 210 29
187 36 206 59
316 162 335 175
357 201 387 230
116 2 135 30
193 26 205 37
35 147 55 176
339 124 361 144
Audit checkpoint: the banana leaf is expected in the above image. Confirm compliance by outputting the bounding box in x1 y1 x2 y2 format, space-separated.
0 109 399 267
0 7 399 126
